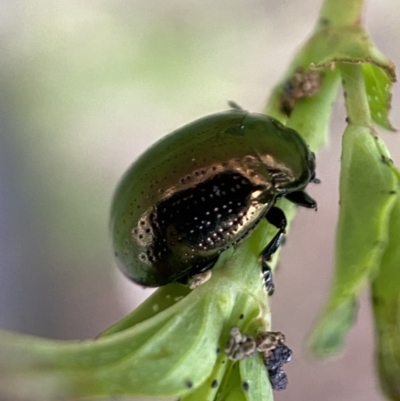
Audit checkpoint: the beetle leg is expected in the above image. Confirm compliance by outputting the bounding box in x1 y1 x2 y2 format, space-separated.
261 207 286 259
262 261 275 296
259 207 287 295
265 206 287 231
285 190 317 209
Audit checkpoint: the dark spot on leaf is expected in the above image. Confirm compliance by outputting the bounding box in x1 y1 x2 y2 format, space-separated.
185 380 193 388
239 313 244 320
242 381 250 391
389 190 397 195
216 347 220 353
211 379 218 388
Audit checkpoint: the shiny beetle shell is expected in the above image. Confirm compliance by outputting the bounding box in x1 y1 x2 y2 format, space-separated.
110 110 315 286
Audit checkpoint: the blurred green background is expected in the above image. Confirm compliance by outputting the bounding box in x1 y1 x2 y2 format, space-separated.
0 1 399 400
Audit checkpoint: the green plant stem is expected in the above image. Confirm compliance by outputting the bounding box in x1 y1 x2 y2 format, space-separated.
321 0 368 125
340 63 372 127
318 0 365 28
264 0 367 258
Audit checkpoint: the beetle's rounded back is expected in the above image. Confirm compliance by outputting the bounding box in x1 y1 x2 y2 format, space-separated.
110 110 314 286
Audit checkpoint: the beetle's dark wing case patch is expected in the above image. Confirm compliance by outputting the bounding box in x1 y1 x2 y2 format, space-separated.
135 172 272 283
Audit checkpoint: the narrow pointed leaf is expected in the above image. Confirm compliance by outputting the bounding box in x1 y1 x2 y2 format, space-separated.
362 63 396 131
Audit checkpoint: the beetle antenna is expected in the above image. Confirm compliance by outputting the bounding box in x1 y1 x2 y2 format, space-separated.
228 100 244 110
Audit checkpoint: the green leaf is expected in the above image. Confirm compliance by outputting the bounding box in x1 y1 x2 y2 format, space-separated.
265 68 341 151
0 220 277 401
0 291 229 400
215 361 247 401
287 70 340 150
99 283 191 337
309 125 398 357
372 191 400 401
362 63 396 131
181 351 230 401
240 353 273 401
266 25 396 132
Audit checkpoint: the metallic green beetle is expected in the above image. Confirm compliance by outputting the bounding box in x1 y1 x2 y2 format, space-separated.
110 108 317 293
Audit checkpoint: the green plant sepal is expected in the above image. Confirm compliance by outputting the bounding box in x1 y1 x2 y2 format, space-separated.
309 125 398 357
